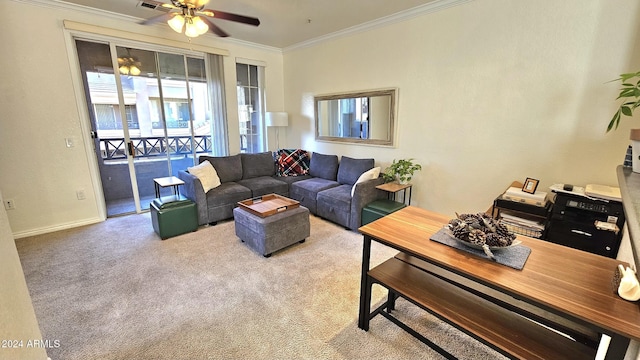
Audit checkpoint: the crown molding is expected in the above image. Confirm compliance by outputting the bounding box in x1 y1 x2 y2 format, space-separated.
283 0 474 53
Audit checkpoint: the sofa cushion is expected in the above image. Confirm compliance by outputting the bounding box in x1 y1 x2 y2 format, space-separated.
199 154 243 183
317 185 353 228
187 160 221 193
351 166 380 196
289 177 340 214
237 176 288 197
275 149 310 176
204 182 251 207
241 152 276 179
309 152 339 181
337 156 375 186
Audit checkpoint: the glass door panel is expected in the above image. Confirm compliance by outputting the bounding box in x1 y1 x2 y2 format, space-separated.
185 57 211 162
76 40 214 216
115 46 171 210
236 63 264 153
76 40 140 216
156 53 208 179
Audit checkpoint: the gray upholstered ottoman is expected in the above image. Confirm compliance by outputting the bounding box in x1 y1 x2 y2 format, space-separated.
233 206 310 257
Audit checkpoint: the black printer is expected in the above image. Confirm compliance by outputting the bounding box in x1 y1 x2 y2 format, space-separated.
545 191 625 258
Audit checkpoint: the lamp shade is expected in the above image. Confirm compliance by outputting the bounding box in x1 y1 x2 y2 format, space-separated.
167 14 185 33
265 112 289 127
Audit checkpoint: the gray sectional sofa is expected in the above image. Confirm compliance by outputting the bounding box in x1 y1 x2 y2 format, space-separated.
177 150 385 231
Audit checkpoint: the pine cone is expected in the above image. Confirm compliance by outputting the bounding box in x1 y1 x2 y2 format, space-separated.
467 229 486 246
453 227 470 240
497 236 512 247
496 223 513 237
485 233 502 247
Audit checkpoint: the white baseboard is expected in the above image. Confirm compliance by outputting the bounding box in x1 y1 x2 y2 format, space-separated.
13 217 104 239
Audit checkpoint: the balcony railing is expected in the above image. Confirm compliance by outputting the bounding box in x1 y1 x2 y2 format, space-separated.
100 135 212 160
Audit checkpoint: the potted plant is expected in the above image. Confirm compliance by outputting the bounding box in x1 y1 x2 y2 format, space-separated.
382 159 422 184
607 70 640 132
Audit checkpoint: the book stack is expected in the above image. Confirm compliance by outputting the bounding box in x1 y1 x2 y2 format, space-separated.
499 213 545 238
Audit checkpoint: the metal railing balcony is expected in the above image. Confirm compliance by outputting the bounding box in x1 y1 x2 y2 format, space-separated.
100 135 212 160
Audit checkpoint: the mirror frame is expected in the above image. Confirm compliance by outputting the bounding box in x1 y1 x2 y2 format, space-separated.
314 88 396 146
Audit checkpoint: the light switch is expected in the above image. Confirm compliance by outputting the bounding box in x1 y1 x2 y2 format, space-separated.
65 137 75 148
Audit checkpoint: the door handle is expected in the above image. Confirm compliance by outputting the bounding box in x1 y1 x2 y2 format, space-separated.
127 141 135 157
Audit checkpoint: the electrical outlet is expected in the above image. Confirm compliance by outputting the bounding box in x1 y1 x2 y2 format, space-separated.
4 199 16 210
76 189 86 200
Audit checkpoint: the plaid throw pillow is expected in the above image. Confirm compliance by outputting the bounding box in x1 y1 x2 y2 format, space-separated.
275 149 310 176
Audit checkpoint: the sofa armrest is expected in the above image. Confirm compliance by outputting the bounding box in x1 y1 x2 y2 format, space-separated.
349 176 386 231
178 170 208 226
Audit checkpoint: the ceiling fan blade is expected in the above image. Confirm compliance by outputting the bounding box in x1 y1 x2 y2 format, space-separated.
199 17 229 37
140 12 175 25
199 9 260 26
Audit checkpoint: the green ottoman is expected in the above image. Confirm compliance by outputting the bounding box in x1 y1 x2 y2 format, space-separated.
361 199 407 226
151 195 198 239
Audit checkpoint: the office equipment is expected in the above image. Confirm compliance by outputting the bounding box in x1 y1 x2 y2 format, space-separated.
546 192 625 258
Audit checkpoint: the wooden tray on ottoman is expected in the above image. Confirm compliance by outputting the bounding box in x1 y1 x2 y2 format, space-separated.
237 194 300 217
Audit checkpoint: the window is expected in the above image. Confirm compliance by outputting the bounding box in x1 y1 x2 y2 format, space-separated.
94 104 139 130
236 63 265 153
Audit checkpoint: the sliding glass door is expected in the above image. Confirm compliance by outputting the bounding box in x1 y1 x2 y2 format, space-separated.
75 39 220 216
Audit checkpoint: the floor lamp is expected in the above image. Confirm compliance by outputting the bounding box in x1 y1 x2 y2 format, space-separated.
265 112 289 149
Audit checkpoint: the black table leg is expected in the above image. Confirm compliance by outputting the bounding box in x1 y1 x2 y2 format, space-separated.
604 333 630 360
358 235 372 330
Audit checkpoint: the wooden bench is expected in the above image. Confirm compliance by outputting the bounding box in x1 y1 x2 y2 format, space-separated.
367 254 597 360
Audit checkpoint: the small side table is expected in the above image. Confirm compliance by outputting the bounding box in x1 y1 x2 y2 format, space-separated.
153 176 185 198
376 182 413 205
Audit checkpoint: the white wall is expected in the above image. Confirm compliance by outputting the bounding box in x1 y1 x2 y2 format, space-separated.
0 191 47 360
0 0 284 236
283 0 640 216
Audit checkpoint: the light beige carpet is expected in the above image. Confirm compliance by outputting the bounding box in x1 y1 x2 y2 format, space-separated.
16 213 505 360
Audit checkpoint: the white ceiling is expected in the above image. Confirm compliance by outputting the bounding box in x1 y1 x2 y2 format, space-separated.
56 0 443 48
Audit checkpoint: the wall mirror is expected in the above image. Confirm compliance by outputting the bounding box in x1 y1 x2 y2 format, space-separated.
314 88 396 146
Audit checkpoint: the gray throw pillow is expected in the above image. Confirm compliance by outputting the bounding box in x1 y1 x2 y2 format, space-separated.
199 154 243 183
309 152 339 181
337 156 375 185
241 152 276 179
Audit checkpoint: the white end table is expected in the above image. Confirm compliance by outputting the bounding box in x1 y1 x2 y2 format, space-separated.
153 176 185 198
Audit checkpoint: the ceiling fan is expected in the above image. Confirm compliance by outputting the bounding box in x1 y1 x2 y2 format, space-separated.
140 0 260 38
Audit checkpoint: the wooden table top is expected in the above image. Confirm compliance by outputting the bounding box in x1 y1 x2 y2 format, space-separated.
375 182 412 192
358 206 640 341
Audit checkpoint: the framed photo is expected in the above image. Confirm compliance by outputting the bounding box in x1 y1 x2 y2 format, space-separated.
522 178 539 194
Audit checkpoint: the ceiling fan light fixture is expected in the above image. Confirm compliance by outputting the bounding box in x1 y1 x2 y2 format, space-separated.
167 13 185 33
117 51 142 77
192 16 209 35
129 65 141 76
184 19 199 37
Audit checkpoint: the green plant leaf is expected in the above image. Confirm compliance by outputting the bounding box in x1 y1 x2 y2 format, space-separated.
621 88 636 97
622 106 633 117
607 110 621 132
